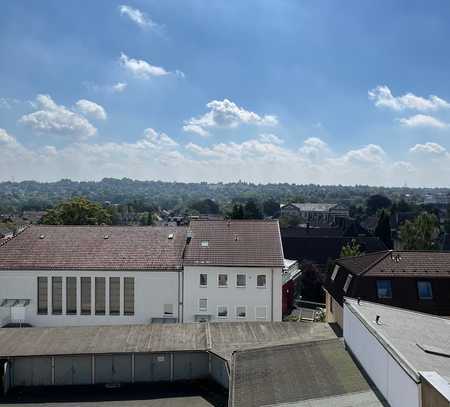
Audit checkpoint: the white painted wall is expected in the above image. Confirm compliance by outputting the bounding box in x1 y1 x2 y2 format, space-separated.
0 270 180 327
343 304 420 407
183 266 282 322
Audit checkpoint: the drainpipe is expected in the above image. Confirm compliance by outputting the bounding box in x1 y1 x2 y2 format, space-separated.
271 268 274 321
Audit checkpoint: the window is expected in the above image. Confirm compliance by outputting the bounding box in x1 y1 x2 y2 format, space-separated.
201 240 209 247
109 277 120 315
164 304 173 315
124 277 134 316
417 281 433 300
95 277 106 315
255 306 267 320
331 264 340 281
343 275 353 293
218 274 228 287
200 273 207 287
257 274 266 288
236 274 246 287
81 277 91 315
37 277 48 315
52 277 62 315
376 280 392 299
66 277 77 315
217 305 228 318
236 306 246 318
199 298 208 312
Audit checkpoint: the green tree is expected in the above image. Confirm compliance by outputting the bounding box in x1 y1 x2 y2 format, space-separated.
41 197 111 225
243 199 263 219
189 199 220 215
399 212 439 250
366 194 392 215
230 203 244 219
375 209 393 249
340 239 362 257
262 199 280 218
279 214 302 228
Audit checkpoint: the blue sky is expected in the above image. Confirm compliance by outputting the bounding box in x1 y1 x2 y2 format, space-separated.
2 1 450 186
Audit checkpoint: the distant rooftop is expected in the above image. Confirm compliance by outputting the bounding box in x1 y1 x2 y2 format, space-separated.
281 203 343 212
336 250 450 277
345 298 450 383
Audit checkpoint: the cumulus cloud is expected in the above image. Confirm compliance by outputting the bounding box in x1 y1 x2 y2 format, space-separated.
398 114 448 129
120 53 170 78
19 95 97 140
75 99 107 120
369 85 450 111
183 99 278 136
259 134 283 144
0 128 17 146
409 142 446 155
119 5 158 29
299 137 330 159
112 82 127 93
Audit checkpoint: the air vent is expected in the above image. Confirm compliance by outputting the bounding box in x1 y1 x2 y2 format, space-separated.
168 233 174 240
39 234 45 240
103 234 110 240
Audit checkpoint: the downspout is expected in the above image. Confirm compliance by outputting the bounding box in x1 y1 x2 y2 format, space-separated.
271 268 274 321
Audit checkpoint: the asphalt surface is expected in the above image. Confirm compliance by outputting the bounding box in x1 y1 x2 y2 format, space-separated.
0 381 228 407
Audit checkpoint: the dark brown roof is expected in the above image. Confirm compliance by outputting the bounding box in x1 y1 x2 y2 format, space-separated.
336 250 450 277
0 225 187 271
184 220 284 268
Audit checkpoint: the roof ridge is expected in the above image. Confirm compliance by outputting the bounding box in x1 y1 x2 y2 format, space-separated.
359 251 391 276
0 224 30 248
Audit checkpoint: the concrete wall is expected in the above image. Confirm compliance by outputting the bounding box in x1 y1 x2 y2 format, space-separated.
210 354 229 389
325 290 343 328
183 266 282 322
343 304 420 407
0 270 180 327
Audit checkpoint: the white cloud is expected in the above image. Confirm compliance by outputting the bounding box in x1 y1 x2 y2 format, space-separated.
0 128 17 146
119 5 158 29
182 124 209 137
259 134 283 144
299 137 329 159
183 99 278 136
409 142 446 155
75 99 107 120
120 52 169 78
0 97 20 109
19 95 97 140
398 114 448 129
112 82 127 93
369 85 450 111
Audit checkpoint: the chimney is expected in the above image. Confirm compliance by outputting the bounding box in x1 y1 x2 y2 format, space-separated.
375 315 381 325
186 229 192 244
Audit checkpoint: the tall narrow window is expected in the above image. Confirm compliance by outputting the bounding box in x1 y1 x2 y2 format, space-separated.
66 277 77 315
199 298 208 312
52 277 62 315
343 274 353 293
123 277 134 316
37 277 48 315
218 274 228 287
257 275 267 288
200 273 207 287
236 274 246 287
331 265 340 281
109 277 120 315
95 277 105 315
81 277 91 315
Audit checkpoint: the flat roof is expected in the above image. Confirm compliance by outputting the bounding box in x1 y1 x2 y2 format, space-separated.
230 339 386 407
0 322 336 363
345 298 450 383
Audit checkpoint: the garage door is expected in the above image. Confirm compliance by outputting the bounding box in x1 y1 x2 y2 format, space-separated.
54 355 92 385
13 357 52 387
134 353 171 382
94 354 132 384
173 352 209 381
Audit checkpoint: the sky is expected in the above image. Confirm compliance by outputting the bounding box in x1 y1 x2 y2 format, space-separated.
2 1 450 186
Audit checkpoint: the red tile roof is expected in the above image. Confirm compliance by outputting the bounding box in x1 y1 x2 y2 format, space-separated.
184 220 284 268
336 250 450 277
0 225 187 271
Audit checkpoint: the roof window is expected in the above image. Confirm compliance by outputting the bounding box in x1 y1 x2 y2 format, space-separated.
201 240 209 247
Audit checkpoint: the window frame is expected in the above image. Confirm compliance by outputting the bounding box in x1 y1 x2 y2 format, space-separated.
217 305 228 319
218 273 228 288
236 273 246 288
417 280 433 300
256 274 267 288
376 279 393 299
236 305 247 319
199 298 208 312
255 306 267 320
343 274 353 293
199 273 208 287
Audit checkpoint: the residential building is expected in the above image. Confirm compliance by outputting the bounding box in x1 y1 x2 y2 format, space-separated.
183 220 284 323
280 203 349 226
0 220 284 327
344 298 450 407
324 250 450 328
